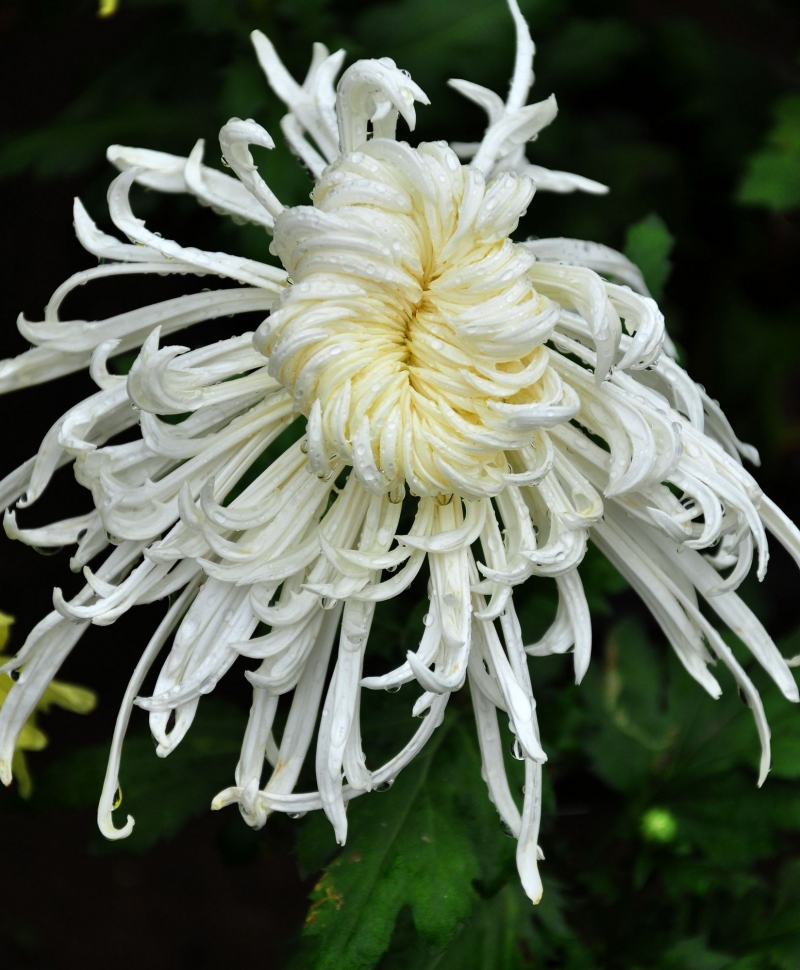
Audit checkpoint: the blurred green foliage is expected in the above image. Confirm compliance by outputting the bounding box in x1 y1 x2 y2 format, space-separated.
739 96 800 212
624 214 674 302
296 717 498 969
34 701 248 853
29 611 800 969
2 0 800 967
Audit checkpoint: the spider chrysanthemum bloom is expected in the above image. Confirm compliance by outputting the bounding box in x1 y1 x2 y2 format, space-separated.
1 0 799 903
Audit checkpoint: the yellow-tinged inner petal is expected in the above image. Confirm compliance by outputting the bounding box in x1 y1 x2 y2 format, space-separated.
256 139 575 499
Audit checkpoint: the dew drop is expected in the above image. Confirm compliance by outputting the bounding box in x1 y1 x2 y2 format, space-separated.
510 737 524 761
287 811 307 819
374 779 394 792
113 785 123 809
499 818 515 838
31 545 63 557
385 684 401 693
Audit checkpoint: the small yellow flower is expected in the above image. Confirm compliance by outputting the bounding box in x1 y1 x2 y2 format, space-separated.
98 0 118 18
0 612 96 798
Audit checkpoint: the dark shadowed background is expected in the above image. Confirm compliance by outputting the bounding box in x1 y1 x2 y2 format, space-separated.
1 1 800 968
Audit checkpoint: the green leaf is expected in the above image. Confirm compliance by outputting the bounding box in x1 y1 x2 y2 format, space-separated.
752 630 800 781
623 213 675 302
577 619 800 889
35 699 246 852
581 619 673 793
738 95 800 212
298 713 516 970
755 862 800 969
660 937 734 970
423 882 538 970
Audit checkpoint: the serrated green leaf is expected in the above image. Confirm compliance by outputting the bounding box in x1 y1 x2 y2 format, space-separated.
423 882 538 970
623 213 674 302
299 713 517 970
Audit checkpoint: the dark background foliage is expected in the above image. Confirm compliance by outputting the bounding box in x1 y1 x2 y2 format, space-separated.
1 0 799 967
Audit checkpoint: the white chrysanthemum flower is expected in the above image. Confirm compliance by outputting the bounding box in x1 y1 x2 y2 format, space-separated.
1 0 799 903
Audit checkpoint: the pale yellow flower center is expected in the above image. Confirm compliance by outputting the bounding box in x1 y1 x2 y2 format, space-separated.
256 139 567 498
